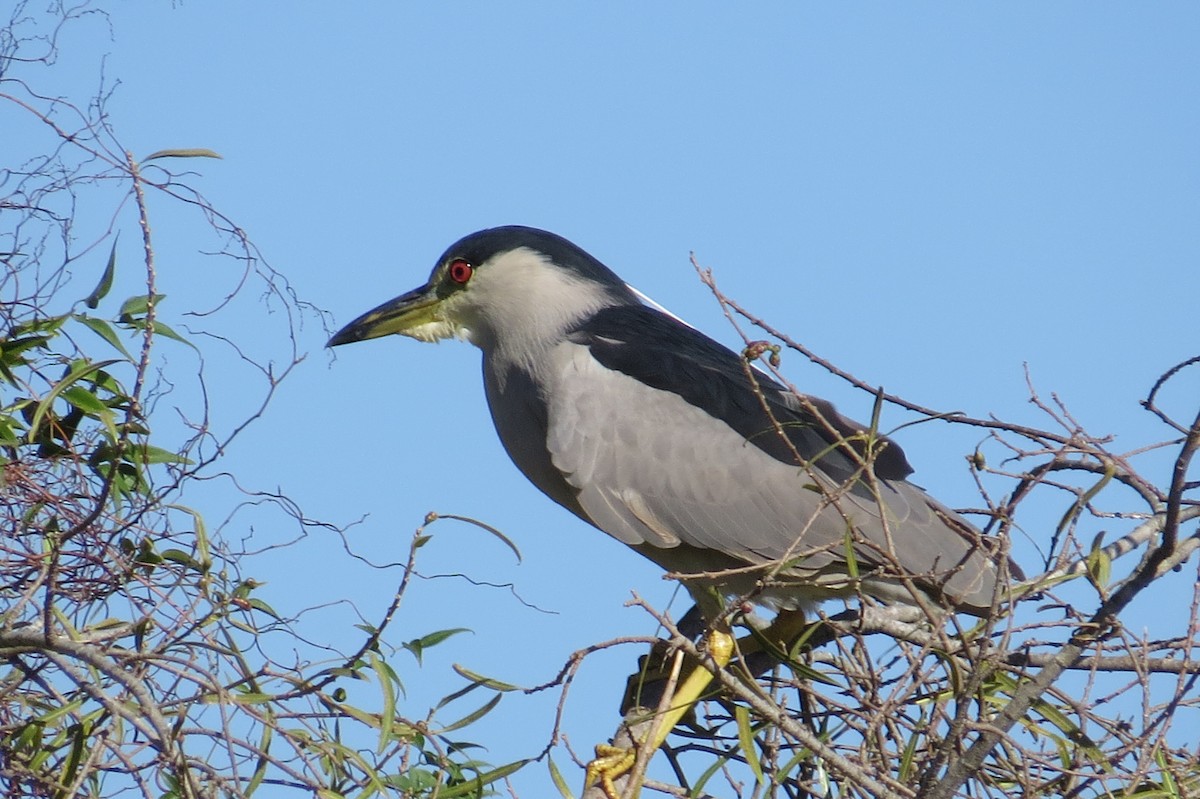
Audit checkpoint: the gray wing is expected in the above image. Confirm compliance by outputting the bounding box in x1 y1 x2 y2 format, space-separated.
543 309 1004 612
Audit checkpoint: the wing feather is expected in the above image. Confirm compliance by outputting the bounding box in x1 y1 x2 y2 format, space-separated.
538 312 1005 612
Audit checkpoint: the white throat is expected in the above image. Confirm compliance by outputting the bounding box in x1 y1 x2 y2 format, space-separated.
450 247 625 366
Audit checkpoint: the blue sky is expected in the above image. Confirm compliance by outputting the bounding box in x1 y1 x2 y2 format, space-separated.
14 3 1200 794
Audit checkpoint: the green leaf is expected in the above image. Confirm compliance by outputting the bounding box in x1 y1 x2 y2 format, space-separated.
143 148 224 161
547 756 575 799
735 705 764 784
150 320 195 348
386 770 438 795
452 664 521 692
691 754 727 797
436 760 530 798
418 627 471 648
1155 745 1181 799
166 503 211 571
118 293 167 318
228 692 274 705
135 538 163 568
842 525 859 581
988 672 1107 766
73 315 134 359
62 720 90 790
85 236 118 309
1086 533 1112 590
37 698 86 725
0 421 19 449
785 660 840 686
323 697 378 729
131 444 193 465
10 313 69 339
369 652 397 754
85 617 130 631
246 722 272 797
62 384 120 443
404 628 471 665
899 726 921 780
26 360 120 444
773 750 816 788
161 549 208 574
60 385 110 416
1 320 65 377
433 694 502 735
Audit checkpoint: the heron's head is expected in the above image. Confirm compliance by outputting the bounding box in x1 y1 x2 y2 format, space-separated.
328 226 639 354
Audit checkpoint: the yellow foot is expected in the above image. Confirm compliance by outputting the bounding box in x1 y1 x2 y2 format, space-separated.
584 627 736 798
586 743 637 799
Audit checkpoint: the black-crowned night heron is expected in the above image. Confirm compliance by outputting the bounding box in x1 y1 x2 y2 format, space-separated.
329 225 1013 795
330 225 1008 614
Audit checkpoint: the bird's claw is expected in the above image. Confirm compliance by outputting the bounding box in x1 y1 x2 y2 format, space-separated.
586 742 638 799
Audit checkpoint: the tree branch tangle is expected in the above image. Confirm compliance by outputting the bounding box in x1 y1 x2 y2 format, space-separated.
3 5 1197 798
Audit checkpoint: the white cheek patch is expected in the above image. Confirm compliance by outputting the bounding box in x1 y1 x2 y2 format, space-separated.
402 319 460 343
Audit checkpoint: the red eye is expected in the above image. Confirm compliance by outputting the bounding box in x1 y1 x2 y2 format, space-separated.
448 259 473 284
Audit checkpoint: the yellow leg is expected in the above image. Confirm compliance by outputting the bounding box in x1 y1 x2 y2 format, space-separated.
585 743 639 799
644 626 734 751
584 610 812 798
584 626 735 799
